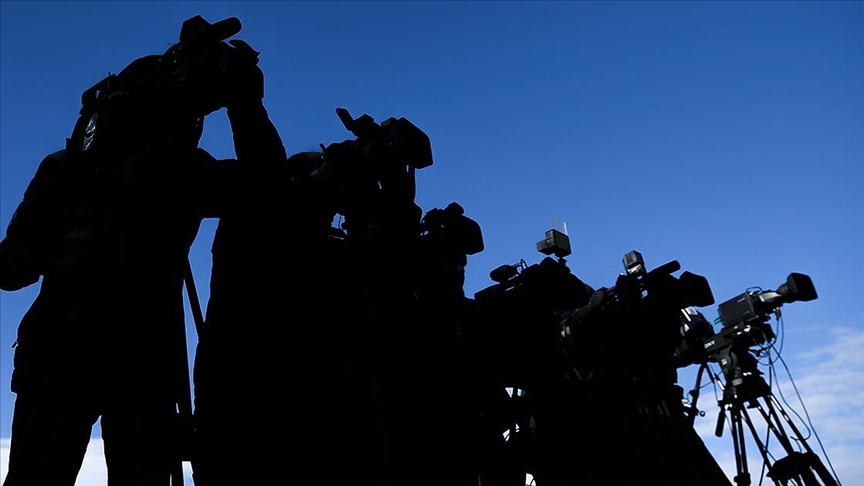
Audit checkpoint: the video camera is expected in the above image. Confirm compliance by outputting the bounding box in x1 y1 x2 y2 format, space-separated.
471 230 593 387
298 108 433 236
332 107 433 171
476 230 590 310
73 15 246 155
560 250 714 384
700 273 817 363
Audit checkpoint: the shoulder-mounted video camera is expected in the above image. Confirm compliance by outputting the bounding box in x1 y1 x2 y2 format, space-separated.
331 107 433 171
300 108 433 231
469 230 592 386
474 231 591 341
72 15 247 156
476 229 590 309
558 251 714 382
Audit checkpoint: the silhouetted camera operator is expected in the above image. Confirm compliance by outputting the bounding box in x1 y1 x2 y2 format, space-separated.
0 16 285 486
189 147 347 484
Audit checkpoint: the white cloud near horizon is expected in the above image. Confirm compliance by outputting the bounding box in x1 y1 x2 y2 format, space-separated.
2 327 861 485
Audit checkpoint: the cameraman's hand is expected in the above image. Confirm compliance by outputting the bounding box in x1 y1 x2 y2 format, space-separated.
221 39 264 109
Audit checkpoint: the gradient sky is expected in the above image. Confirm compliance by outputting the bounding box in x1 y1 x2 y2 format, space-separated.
1 1 862 485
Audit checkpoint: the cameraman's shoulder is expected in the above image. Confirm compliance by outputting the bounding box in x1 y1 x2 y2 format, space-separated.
46 149 67 160
192 147 219 163
32 149 71 175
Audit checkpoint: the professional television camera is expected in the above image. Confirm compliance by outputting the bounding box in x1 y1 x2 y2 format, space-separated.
711 272 817 352
287 107 433 244
681 274 838 486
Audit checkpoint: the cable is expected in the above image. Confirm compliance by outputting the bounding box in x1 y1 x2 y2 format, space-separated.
753 326 777 367
774 352 842 484
773 312 785 359
757 350 774 486
770 347 812 442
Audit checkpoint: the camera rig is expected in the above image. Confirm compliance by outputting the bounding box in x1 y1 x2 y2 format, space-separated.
679 274 838 486
467 235 731 486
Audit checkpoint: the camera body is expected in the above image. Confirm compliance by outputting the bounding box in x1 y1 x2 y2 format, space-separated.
73 16 243 157
297 108 433 237
562 252 714 384
673 273 819 372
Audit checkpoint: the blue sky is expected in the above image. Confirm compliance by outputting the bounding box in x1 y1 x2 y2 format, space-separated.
1 1 862 484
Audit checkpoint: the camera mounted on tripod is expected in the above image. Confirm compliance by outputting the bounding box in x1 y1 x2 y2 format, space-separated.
688 273 836 486
714 272 817 348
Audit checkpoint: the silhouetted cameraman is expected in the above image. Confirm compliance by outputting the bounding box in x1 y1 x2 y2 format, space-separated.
0 19 285 486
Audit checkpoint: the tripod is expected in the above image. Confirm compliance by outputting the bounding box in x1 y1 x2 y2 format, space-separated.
714 348 838 486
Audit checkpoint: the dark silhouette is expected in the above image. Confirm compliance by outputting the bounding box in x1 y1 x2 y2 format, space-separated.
469 247 734 486
0 16 282 486
188 152 333 484
693 274 836 486
190 106 437 484
0 15 836 486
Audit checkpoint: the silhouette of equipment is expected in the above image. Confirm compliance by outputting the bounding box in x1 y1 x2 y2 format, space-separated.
470 240 733 485
681 274 838 486
74 15 244 158
3 13 843 486
279 106 440 485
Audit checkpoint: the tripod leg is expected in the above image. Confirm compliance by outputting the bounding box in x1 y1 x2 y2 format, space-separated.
764 395 838 486
728 407 751 486
750 398 818 486
738 402 783 485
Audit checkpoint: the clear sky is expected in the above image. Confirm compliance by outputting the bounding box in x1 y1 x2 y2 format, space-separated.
0 1 862 485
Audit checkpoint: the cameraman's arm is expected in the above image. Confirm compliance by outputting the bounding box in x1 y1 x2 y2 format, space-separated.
0 151 66 291
191 103 287 219
193 42 289 218
224 39 286 165
226 101 286 165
